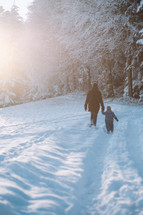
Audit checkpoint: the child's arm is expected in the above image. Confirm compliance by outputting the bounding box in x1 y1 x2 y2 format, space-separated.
102 110 106 115
113 113 119 121
115 116 119 122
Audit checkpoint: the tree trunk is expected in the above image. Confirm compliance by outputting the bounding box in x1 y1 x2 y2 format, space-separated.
66 75 70 93
72 70 76 90
87 67 92 90
109 70 114 97
108 60 114 97
128 68 133 97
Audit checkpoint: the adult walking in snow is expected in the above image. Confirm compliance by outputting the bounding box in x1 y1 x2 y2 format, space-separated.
84 83 104 126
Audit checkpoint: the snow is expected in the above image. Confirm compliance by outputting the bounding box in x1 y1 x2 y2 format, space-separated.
0 92 143 215
139 29 143 34
137 0 143 12
137 39 143 45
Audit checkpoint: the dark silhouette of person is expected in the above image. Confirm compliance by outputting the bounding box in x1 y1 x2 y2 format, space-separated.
84 83 104 126
102 106 119 133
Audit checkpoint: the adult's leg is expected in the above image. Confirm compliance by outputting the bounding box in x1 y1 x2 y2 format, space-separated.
93 112 98 126
90 112 94 125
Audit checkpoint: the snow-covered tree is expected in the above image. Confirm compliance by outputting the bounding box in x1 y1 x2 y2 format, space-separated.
1 0 143 107
27 0 139 97
0 6 26 106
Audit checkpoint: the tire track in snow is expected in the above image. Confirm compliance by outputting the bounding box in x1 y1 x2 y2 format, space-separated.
126 117 143 180
90 118 143 215
67 127 110 215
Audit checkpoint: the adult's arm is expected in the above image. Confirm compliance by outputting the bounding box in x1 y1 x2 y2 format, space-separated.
84 92 89 111
99 92 105 111
102 111 106 115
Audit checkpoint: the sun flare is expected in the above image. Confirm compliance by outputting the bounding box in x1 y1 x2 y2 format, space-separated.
0 33 18 79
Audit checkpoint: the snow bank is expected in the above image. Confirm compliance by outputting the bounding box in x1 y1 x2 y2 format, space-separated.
0 93 143 214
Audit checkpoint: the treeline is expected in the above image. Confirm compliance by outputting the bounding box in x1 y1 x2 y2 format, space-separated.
0 1 143 107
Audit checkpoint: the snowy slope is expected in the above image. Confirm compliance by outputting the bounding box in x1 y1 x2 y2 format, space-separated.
0 92 143 215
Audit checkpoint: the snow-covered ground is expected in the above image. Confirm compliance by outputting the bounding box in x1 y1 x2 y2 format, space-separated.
0 92 143 215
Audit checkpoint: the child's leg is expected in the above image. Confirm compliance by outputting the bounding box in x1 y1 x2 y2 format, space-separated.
110 123 114 132
106 121 110 133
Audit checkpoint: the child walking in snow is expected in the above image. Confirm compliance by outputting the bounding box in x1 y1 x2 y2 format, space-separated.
102 106 119 133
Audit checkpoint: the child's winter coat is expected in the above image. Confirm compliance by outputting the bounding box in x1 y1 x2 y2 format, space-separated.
102 109 118 133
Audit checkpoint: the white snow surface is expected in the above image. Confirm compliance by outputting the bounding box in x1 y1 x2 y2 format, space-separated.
139 29 143 34
137 39 143 45
137 0 143 12
0 92 143 215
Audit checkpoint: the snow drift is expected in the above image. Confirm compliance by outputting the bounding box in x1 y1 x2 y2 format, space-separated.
0 92 143 215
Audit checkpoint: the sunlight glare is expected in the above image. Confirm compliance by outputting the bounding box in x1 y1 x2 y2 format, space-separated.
0 32 18 79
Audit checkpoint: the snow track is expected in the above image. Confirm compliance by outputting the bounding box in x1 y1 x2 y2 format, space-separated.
0 93 143 215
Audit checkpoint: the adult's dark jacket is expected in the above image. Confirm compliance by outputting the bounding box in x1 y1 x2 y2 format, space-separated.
84 85 104 112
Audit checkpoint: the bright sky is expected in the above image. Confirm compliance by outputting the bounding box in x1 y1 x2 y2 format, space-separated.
0 0 33 19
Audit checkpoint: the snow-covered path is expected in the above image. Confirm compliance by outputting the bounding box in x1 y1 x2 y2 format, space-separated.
0 93 143 215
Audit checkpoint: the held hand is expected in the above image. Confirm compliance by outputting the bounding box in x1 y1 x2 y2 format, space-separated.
102 106 105 112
